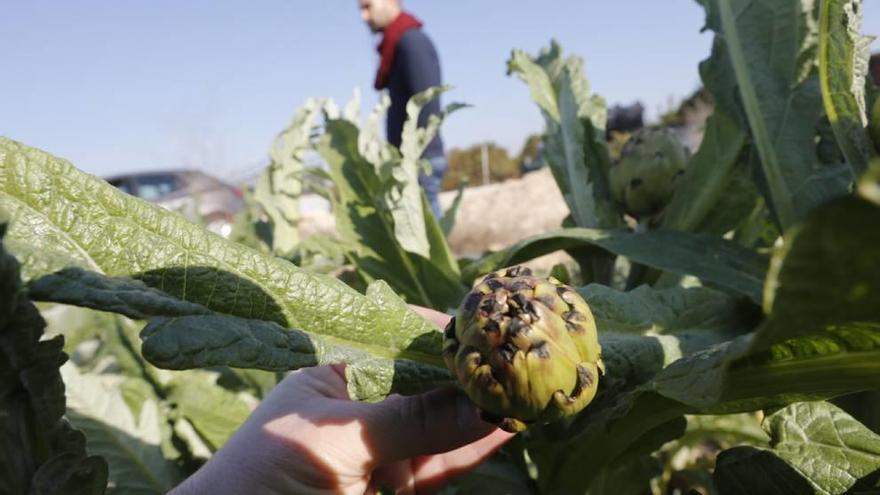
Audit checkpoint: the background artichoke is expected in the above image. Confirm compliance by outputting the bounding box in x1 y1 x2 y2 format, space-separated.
609 127 689 221
443 266 603 432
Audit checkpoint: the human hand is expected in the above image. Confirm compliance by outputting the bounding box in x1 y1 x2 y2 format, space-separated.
171 307 513 495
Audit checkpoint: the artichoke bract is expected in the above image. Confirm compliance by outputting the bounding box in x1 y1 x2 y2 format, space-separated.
609 127 689 220
443 266 603 432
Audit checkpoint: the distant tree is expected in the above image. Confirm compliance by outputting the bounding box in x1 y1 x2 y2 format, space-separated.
441 142 519 190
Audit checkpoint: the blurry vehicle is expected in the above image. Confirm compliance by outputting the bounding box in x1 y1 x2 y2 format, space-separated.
105 170 244 237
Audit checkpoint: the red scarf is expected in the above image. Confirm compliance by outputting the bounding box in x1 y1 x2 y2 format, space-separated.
374 12 423 90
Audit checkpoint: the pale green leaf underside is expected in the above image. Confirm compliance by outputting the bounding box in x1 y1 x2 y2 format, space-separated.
62 364 178 495
714 401 880 495
28 267 451 400
508 41 614 229
0 136 440 365
165 372 252 451
764 401 880 494
580 283 754 335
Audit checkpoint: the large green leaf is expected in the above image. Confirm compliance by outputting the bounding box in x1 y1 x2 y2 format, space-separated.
464 227 769 303
714 446 814 494
819 0 874 175
0 137 449 396
390 86 443 258
439 457 535 495
700 0 852 230
29 269 211 320
535 189 880 491
714 401 880 495
756 195 880 348
522 284 759 492
28 267 453 401
661 111 749 234
651 191 880 409
62 364 178 495
580 284 757 335
507 41 619 230
165 371 251 452
318 121 465 310
254 97 327 255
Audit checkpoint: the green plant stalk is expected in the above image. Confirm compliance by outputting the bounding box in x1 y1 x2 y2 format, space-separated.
721 352 880 404
718 0 797 230
818 0 871 176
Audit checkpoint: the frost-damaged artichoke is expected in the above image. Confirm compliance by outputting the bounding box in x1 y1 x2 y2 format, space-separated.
442 266 603 432
609 127 689 220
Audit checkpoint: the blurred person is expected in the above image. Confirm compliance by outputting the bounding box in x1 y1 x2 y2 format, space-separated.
359 0 447 218
169 308 513 494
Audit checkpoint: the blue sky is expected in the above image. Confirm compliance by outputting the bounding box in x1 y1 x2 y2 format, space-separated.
3 1 880 180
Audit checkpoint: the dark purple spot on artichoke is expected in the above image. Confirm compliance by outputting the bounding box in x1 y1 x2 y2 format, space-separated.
463 293 482 313
485 278 504 290
511 293 528 310
479 298 495 315
565 321 583 333
505 266 533 278
508 279 534 292
629 177 643 189
508 318 528 337
499 342 518 363
528 341 550 359
538 294 557 308
572 365 594 396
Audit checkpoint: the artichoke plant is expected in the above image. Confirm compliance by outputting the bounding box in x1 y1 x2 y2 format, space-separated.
443 266 603 432
609 127 689 221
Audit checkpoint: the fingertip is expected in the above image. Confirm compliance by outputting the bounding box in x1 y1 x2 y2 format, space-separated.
409 305 452 328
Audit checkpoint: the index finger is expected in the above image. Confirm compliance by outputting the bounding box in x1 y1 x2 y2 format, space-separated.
409 305 452 329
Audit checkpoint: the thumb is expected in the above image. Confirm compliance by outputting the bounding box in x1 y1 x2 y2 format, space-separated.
361 386 499 463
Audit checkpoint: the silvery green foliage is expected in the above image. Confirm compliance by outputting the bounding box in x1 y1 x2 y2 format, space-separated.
507 41 618 230
0 136 448 401
254 97 326 255
318 89 467 310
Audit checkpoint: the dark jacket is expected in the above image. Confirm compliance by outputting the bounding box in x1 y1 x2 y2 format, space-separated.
386 29 444 159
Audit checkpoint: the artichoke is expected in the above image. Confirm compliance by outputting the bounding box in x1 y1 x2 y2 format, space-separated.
442 266 603 432
609 127 689 220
